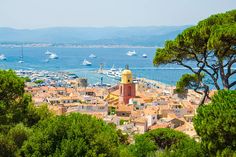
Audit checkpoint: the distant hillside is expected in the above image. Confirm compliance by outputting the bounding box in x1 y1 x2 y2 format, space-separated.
0 26 190 46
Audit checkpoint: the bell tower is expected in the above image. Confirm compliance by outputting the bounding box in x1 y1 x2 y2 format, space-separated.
119 65 136 104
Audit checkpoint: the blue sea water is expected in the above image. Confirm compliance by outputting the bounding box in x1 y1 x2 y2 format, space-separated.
0 47 235 88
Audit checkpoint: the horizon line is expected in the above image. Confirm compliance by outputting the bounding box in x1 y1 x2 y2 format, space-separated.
0 25 193 30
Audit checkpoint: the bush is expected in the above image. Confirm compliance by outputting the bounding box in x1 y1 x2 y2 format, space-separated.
194 90 236 156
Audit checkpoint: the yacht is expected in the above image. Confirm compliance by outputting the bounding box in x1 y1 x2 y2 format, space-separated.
89 54 96 58
127 50 137 56
107 65 122 80
82 59 92 66
0 54 6 60
49 53 58 59
45 50 53 55
142 53 147 58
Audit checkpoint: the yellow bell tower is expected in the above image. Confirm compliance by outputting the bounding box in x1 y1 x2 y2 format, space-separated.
121 67 133 84
119 65 136 104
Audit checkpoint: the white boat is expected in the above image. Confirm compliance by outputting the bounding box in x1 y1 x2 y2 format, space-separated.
107 65 122 80
127 50 137 56
49 53 58 59
45 50 53 55
82 59 92 66
142 53 147 58
18 60 24 63
89 54 96 58
0 54 6 60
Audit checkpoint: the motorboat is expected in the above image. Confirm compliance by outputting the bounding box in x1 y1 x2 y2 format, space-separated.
49 53 59 59
0 54 6 60
142 53 147 58
82 59 92 66
107 65 122 80
127 50 137 56
89 54 96 58
45 50 53 55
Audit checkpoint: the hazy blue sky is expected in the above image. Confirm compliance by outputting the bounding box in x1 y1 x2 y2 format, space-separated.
0 0 235 29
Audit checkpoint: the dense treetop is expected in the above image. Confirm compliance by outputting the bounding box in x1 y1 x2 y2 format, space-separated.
21 113 120 157
194 90 236 156
153 9 236 104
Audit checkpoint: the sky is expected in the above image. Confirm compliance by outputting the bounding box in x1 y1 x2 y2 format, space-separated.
0 0 235 29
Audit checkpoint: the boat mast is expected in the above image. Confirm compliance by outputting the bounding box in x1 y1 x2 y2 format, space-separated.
21 45 24 60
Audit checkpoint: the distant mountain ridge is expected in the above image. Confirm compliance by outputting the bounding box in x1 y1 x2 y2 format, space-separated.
0 26 190 46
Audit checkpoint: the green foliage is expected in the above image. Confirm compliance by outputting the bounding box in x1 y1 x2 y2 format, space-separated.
117 129 129 145
153 9 236 90
119 145 135 157
128 128 202 157
7 123 32 149
0 70 53 128
175 73 204 93
24 103 53 127
0 70 24 102
21 113 120 157
0 70 53 156
34 79 44 84
120 119 128 125
0 123 32 157
22 76 31 82
194 90 236 156
0 133 17 157
109 107 116 115
129 133 156 157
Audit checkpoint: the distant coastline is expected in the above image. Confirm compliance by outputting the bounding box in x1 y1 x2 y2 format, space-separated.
0 26 189 47
0 43 160 49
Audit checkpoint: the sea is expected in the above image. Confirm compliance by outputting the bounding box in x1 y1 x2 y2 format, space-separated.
0 47 235 88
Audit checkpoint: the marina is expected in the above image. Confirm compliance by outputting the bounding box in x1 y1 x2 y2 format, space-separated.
1 47 235 87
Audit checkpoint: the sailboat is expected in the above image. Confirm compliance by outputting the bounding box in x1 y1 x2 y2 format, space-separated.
18 46 24 63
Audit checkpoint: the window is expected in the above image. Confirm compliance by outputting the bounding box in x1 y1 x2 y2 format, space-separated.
120 86 122 95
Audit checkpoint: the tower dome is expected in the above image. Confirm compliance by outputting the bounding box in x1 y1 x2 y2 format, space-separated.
121 65 133 84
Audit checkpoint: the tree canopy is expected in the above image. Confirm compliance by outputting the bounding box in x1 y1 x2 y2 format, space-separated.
194 90 236 156
0 70 52 157
128 128 202 157
153 9 236 104
0 70 24 102
0 70 52 128
21 113 120 157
